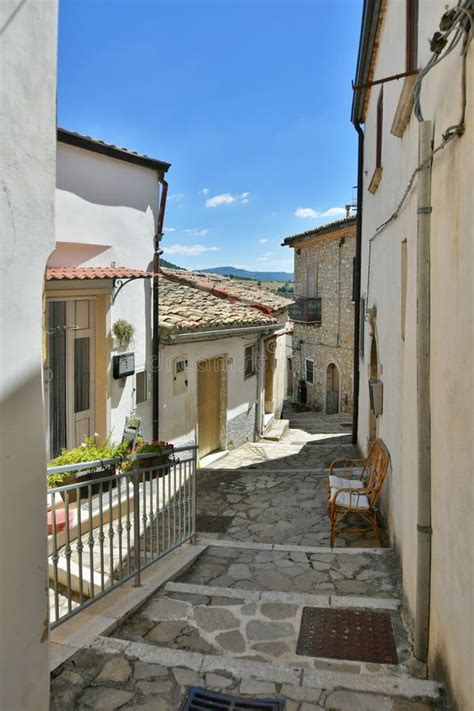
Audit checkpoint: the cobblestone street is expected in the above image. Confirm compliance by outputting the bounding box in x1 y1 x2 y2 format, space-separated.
50 410 446 710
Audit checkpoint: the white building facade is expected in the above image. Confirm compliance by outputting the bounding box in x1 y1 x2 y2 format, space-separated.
352 1 473 708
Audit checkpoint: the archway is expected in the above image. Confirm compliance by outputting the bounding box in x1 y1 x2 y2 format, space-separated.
326 363 340 414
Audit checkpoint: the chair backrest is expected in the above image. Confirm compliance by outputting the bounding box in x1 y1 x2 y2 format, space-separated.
363 439 390 506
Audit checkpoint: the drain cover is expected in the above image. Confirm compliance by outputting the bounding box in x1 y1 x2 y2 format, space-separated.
296 607 398 664
182 687 285 710
196 514 234 533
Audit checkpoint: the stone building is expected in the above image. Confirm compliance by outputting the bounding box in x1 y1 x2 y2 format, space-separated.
283 216 356 413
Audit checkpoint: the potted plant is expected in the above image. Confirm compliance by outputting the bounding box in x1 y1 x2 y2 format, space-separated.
47 435 117 502
112 319 135 349
121 439 175 478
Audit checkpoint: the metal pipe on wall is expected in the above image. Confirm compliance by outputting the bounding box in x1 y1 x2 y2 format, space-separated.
351 122 364 445
415 120 433 662
152 176 168 442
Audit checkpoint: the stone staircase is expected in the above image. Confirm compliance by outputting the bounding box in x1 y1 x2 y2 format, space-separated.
262 418 290 442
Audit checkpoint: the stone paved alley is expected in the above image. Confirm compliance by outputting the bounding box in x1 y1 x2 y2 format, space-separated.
50 409 447 710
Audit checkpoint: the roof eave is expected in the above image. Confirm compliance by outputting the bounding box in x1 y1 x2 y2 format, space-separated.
282 216 357 247
351 0 382 125
57 128 171 174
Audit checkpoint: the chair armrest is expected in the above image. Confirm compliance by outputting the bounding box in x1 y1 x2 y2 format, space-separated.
328 457 367 475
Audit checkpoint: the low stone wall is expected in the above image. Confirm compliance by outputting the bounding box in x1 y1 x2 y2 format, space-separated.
226 405 256 450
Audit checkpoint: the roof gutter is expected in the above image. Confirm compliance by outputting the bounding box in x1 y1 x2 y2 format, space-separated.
166 324 279 344
351 0 382 125
152 175 168 441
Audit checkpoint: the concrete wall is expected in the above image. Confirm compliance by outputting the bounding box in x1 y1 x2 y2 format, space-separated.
291 227 355 412
357 2 473 707
53 143 160 444
0 1 58 709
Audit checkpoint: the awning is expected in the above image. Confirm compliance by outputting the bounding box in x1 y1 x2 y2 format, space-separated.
46 267 154 281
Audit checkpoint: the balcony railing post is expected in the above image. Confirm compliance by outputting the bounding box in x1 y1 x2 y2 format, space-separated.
133 460 141 587
190 448 197 544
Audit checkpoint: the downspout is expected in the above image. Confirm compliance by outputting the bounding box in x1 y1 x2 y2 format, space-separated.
152 175 168 441
255 335 265 439
351 122 364 445
415 120 433 662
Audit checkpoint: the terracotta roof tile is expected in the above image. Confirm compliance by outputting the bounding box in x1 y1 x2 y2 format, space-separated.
282 215 357 246
161 267 293 313
46 267 154 280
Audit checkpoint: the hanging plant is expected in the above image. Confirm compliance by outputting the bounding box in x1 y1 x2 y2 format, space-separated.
113 319 135 349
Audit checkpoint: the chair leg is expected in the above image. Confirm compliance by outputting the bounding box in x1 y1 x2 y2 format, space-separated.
329 506 336 549
371 511 383 546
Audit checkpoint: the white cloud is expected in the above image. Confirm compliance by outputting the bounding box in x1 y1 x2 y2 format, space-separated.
205 191 250 208
259 238 269 244
164 227 176 233
294 206 346 219
199 188 209 195
163 244 219 256
168 193 184 202
184 228 209 237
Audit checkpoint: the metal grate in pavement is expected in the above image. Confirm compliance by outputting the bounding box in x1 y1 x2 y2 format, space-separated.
196 514 234 533
296 607 398 664
182 687 285 710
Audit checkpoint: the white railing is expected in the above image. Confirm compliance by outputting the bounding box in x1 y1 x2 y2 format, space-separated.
47 446 197 628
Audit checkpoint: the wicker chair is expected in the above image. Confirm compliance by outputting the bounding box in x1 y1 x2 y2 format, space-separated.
326 439 390 548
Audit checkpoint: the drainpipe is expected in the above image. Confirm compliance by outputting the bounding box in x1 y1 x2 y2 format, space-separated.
415 120 433 662
351 121 364 444
152 176 168 441
255 335 265 439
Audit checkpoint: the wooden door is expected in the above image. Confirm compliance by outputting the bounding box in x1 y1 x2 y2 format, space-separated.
197 357 221 457
264 339 276 414
325 363 340 414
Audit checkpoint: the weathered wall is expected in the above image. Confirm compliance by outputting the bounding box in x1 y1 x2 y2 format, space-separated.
357 1 473 707
0 1 58 708
291 227 355 413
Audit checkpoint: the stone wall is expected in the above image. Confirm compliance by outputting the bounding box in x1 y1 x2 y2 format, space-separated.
291 225 356 413
227 404 256 450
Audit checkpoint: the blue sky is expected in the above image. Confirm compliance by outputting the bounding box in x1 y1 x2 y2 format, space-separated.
58 0 362 274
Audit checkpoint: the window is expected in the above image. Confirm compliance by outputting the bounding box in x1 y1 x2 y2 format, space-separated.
376 87 383 169
401 240 407 340
136 370 147 403
244 344 256 378
406 0 419 72
306 264 318 298
305 358 314 384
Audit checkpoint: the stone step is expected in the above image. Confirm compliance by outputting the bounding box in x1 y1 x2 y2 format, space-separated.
164 580 400 610
197 537 390 555
262 419 290 441
91 635 442 701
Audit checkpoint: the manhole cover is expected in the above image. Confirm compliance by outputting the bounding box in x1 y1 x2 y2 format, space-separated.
196 513 234 532
182 687 285 710
296 607 398 664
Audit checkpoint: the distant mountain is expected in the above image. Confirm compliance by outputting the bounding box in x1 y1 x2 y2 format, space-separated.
161 258 185 270
200 266 293 282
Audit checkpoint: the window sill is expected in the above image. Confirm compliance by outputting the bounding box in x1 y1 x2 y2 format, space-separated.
368 167 383 194
391 74 418 138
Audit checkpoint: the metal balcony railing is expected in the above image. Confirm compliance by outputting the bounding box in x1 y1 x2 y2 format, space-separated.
289 297 322 324
46 445 197 628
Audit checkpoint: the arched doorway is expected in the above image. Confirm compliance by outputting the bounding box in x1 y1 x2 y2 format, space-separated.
326 363 340 414
369 336 379 441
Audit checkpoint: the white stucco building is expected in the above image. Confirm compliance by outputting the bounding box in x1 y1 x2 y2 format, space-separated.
352 1 473 708
0 2 58 709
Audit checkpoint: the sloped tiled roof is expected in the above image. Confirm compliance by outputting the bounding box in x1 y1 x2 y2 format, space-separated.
159 277 276 334
282 216 357 246
161 267 293 313
46 267 154 280
57 128 171 173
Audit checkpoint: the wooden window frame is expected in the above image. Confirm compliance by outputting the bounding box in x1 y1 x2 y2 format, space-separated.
406 0 419 73
244 344 257 379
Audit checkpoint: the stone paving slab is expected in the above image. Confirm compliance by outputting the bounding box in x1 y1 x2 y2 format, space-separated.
196 468 382 547
50 643 443 710
177 544 398 598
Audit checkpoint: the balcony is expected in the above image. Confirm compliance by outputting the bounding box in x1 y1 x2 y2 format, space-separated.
289 296 322 324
